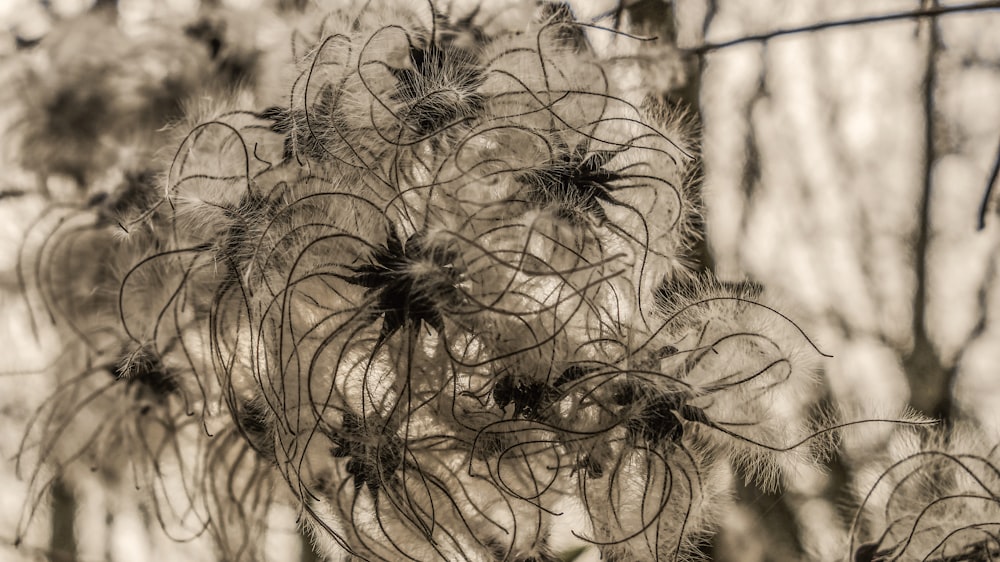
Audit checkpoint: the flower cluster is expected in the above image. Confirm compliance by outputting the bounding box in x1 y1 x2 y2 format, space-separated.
851 424 1000 562
4 2 905 561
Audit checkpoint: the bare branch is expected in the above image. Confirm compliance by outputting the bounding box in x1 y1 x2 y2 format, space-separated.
690 1 1000 54
978 136 1000 231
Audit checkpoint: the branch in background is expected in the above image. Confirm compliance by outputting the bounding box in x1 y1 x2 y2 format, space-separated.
49 478 76 562
904 0 953 421
703 0 718 39
977 136 1000 231
689 0 1000 54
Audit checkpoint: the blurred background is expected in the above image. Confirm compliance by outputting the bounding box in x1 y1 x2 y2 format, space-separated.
677 1 1000 560
1 0 998 560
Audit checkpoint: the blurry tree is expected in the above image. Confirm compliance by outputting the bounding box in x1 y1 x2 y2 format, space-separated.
667 0 1000 559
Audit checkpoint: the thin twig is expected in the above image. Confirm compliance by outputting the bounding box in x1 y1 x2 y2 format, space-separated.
690 1 1000 54
977 136 1000 231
